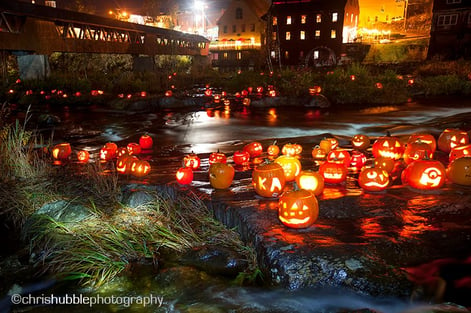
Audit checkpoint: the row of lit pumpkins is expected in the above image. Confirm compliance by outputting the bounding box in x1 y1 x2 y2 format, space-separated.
51 134 154 177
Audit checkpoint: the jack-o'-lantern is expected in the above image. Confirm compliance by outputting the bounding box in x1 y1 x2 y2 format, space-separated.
183 152 201 170
437 128 469 153
209 151 227 164
252 162 286 198
267 141 280 157
319 161 348 184
408 133 437 153
449 144 471 163
116 155 137 174
209 163 235 189
233 150 251 165
403 139 434 165
127 142 142 155
104 142 118 154
309 85 322 95
374 156 396 173
52 143 72 161
278 190 318 229
77 150 90 163
401 157 446 190
447 157 471 186
139 134 153 150
130 159 151 177
372 132 404 160
326 149 351 167
100 146 116 161
117 147 128 157
243 142 263 158
274 155 302 181
349 151 367 172
282 143 302 156
311 145 327 160
176 167 193 185
358 167 390 192
319 139 333 153
351 134 370 151
295 170 324 196
325 137 339 150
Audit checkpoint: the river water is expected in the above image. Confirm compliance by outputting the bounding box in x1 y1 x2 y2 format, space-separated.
4 96 471 313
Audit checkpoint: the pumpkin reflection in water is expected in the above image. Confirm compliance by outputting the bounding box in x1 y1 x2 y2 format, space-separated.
274 155 302 181
278 190 319 229
252 162 286 198
358 167 390 192
295 170 324 196
401 158 446 190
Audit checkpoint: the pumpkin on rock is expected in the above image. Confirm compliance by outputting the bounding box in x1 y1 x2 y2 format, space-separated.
278 189 319 229
437 128 469 153
295 170 324 196
401 157 446 190
274 155 302 181
372 132 404 160
351 134 371 151
358 167 390 192
176 167 193 185
252 162 286 198
209 163 235 189
447 157 471 186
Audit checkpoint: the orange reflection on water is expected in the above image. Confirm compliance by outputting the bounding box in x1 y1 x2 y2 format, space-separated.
257 200 279 211
320 186 348 200
267 108 278 124
360 217 386 239
398 195 441 239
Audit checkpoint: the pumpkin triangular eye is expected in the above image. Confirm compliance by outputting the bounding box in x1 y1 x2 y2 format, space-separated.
395 141 401 147
451 135 457 141
383 141 390 147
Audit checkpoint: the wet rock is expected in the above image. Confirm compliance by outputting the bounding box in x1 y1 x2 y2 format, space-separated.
306 94 331 108
37 114 60 126
180 245 249 277
30 200 92 223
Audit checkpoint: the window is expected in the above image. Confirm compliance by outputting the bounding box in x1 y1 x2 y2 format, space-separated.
301 15 307 24
236 8 243 19
287 16 292 25
284 51 289 59
286 31 291 40
273 17 277 26
446 0 461 3
332 12 338 22
232 25 237 32
438 14 458 26
241 24 246 32
300 31 305 40
272 32 277 40
315 30 320 39
237 52 241 60
314 50 319 59
250 24 255 31
223 25 227 33
331 29 336 38
316 14 321 23
223 52 228 59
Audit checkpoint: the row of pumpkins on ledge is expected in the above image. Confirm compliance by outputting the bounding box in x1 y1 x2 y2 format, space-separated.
51 134 154 178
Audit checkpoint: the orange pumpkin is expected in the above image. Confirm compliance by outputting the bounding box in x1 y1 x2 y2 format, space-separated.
351 134 370 151
319 161 347 184
349 151 367 172
130 159 151 177
267 142 280 157
408 133 437 153
116 155 137 174
311 145 327 160
319 139 333 153
278 190 319 229
52 143 72 161
233 150 251 165
403 139 434 165
374 156 396 173
437 128 469 153
447 157 471 186
104 142 118 154
243 142 263 158
326 149 351 168
176 167 193 185
127 142 142 155
139 134 153 150
282 143 302 156
209 151 227 164
401 158 446 190
358 167 390 192
295 170 324 196
183 152 201 170
372 132 404 160
325 137 339 150
209 163 235 189
76 150 90 163
252 162 286 198
274 155 302 181
449 144 471 163
100 146 116 161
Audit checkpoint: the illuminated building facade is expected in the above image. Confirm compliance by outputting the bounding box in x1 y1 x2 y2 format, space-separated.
268 0 360 67
210 0 270 72
428 0 471 59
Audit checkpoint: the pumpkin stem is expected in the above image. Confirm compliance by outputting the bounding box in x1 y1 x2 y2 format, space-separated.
386 130 391 137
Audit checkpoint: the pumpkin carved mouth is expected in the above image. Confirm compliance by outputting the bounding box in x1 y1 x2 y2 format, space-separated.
279 215 311 226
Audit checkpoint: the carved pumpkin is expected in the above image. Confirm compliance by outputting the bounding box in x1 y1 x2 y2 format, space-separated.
209 151 227 164
117 147 129 157
351 134 371 151
282 143 302 156
252 162 286 198
267 142 280 157
176 167 193 185
449 144 471 163
209 163 235 189
233 150 251 165
100 146 116 161
408 133 437 153
139 134 153 150
401 158 446 190
311 145 327 160
52 143 72 161
274 155 302 181
116 155 137 174
403 139 434 165
127 142 142 155
325 137 339 150
183 152 201 170
76 150 90 163
326 149 351 168
437 128 469 153
447 157 471 186
374 156 396 173
319 161 348 184
349 151 367 172
104 142 118 154
130 159 151 177
372 132 404 160
319 139 333 153
243 142 263 158
295 170 324 196
358 167 390 192
278 190 319 229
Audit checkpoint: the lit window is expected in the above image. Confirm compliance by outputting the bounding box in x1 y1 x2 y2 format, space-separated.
236 8 243 19
332 12 338 22
287 16 292 25
273 17 277 26
300 31 305 40
271 51 276 58
438 14 458 26
284 51 289 59
286 31 291 40
315 30 320 39
223 52 228 59
237 52 241 60
316 14 321 23
331 29 336 38
314 50 319 59
301 15 307 24
272 32 277 40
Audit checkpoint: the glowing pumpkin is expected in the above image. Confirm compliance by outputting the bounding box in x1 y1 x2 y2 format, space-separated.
104 142 118 154
252 162 286 198
243 142 263 158
319 161 348 184
267 142 280 157
437 128 469 153
117 147 128 157
449 144 471 163
130 159 151 177
372 132 404 160
325 137 339 150
209 151 227 164
176 167 193 185
319 139 333 153
326 149 351 168
100 146 116 161
401 158 446 190
403 140 434 165
358 167 390 192
447 157 471 186
233 150 251 165
295 170 324 196
349 151 367 172
52 143 72 161
209 162 235 189
274 155 302 181
374 156 396 173
311 145 327 160
116 155 137 174
183 152 201 170
278 190 318 229
351 134 370 151
127 142 142 155
408 133 437 153
139 134 153 150
282 143 302 156
76 150 90 163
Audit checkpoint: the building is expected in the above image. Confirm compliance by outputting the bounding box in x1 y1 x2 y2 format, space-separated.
427 0 471 60
268 0 360 67
209 0 270 72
